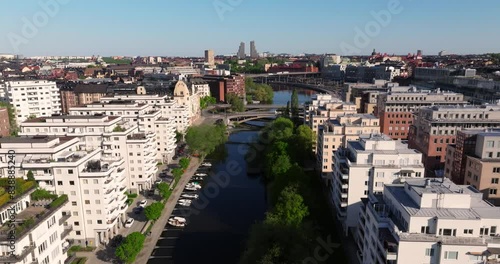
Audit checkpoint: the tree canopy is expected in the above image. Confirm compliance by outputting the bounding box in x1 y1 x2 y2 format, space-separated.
115 232 145 264
226 93 245 112
290 88 299 119
200 96 216 109
185 124 227 156
246 78 274 104
144 202 164 221
156 182 171 200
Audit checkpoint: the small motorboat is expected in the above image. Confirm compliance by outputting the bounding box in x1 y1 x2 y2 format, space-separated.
195 173 208 177
181 193 199 199
186 183 201 189
191 176 204 181
177 200 192 207
168 217 186 227
201 162 212 167
184 186 198 191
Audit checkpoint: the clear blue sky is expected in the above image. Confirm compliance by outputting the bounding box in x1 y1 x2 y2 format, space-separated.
1 0 499 57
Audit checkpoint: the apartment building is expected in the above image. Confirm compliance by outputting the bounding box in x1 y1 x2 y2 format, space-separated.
408 104 500 177
308 100 357 145
357 178 500 264
463 131 500 205
0 107 10 137
0 188 71 264
304 93 341 125
189 78 211 97
59 84 108 113
0 136 128 247
332 134 424 234
173 80 201 123
376 87 466 140
19 114 158 192
69 100 177 162
316 114 380 182
0 80 61 123
202 74 246 102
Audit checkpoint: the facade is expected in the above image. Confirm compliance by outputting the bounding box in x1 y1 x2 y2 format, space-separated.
250 41 258 59
332 134 424 233
173 80 201 123
463 131 500 205
376 87 466 140
0 80 61 123
202 74 246 101
205 50 215 67
408 104 500 177
0 188 71 264
0 107 10 137
357 178 500 264
189 78 211 97
237 42 245 59
0 136 128 247
316 114 380 183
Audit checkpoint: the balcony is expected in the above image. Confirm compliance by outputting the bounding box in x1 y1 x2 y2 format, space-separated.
0 243 35 262
60 225 73 240
59 212 71 225
107 217 117 225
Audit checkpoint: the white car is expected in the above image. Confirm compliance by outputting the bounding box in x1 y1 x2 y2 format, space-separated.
201 162 212 167
124 218 134 228
139 200 148 207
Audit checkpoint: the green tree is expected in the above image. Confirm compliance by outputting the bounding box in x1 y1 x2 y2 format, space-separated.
185 124 227 156
226 93 245 112
144 202 164 221
26 170 35 181
290 125 313 163
200 96 217 109
290 88 299 119
115 232 145 264
263 117 294 143
269 186 309 227
156 182 171 200
283 101 290 117
175 130 183 143
172 168 183 179
264 141 291 180
179 157 190 170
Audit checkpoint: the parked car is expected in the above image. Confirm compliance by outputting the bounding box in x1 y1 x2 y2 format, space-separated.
133 207 143 214
124 218 134 228
159 172 167 178
139 200 148 207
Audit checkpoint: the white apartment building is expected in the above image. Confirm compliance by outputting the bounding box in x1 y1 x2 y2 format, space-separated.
69 100 176 162
0 136 128 247
189 78 211 97
0 80 61 123
99 94 189 134
0 188 70 264
357 178 500 264
173 80 201 123
19 115 158 192
316 114 380 181
332 134 424 234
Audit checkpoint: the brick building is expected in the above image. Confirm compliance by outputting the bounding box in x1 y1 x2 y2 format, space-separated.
202 74 245 102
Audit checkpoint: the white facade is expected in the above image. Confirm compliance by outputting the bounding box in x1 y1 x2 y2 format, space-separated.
0 188 70 264
173 80 201 124
0 80 61 123
357 178 500 264
332 134 424 233
0 136 128 247
68 100 176 162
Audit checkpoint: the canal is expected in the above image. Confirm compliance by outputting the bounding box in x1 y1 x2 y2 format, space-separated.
147 87 312 264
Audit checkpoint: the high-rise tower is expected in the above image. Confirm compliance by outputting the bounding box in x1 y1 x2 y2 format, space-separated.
250 41 258 59
204 49 214 66
237 42 245 59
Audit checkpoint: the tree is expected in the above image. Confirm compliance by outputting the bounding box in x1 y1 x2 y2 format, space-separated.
226 93 245 112
156 182 171 200
283 101 290 117
115 232 145 264
26 170 35 181
269 186 309 227
290 88 299 119
200 96 216 109
175 130 183 143
179 157 190 170
262 117 294 143
185 124 227 156
144 202 164 221
264 141 291 180
290 125 314 163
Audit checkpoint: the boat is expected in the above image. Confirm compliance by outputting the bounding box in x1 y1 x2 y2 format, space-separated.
195 173 208 177
181 193 199 199
201 162 212 167
177 200 192 207
184 186 198 191
186 183 201 189
168 217 186 227
191 176 204 181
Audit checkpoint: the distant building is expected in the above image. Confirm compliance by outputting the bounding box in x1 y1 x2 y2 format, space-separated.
202 74 245 102
438 50 447 56
237 42 246 59
250 41 258 59
0 108 10 137
204 49 215 67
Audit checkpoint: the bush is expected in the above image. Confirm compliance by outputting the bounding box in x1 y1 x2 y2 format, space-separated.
144 202 164 222
31 189 57 201
126 198 133 205
126 192 138 198
179 157 190 170
115 232 145 264
48 194 68 209
0 193 9 207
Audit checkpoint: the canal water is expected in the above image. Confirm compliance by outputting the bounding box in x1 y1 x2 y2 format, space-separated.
147 87 311 264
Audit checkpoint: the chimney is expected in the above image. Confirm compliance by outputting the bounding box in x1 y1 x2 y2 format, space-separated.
425 179 431 187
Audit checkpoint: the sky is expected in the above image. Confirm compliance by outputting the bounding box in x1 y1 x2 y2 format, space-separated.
1 0 499 57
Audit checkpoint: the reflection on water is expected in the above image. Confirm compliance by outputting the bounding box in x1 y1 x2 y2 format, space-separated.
272 86 312 105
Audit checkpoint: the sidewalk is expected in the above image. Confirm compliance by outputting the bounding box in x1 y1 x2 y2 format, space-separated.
134 157 201 264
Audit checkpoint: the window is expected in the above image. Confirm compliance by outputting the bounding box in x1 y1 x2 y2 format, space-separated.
439 228 456 236
487 141 495 147
492 178 499 184
70 191 76 195
69 181 75 185
71 201 77 206
93 179 98 184
84 200 90 204
490 189 497 195
494 167 500 173
82 179 88 184
96 210 101 214
85 210 91 214
76 231 81 235
480 228 489 236
57 181 63 186
444 251 458 260
74 221 79 226
94 190 99 194
95 200 100 204
464 229 473 234
68 169 73 174
97 220 102 224
421 226 430 234
83 190 89 194
425 248 434 256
